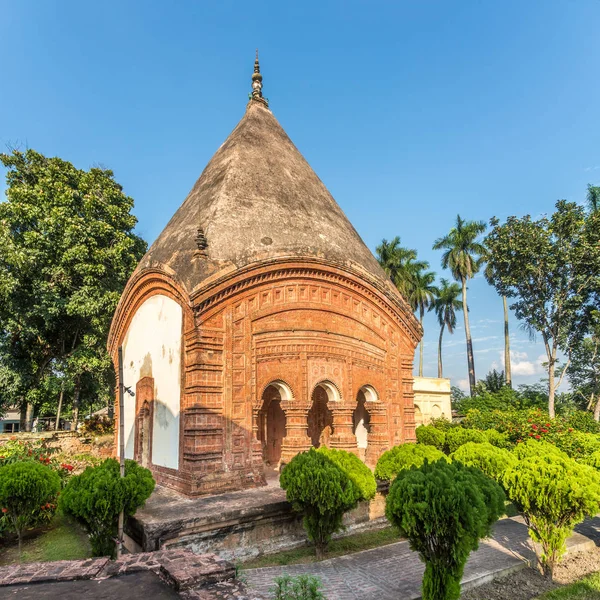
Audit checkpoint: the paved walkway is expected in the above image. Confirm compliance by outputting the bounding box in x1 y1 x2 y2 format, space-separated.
244 517 600 600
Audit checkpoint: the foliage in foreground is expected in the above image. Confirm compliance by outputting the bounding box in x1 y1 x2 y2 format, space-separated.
316 447 376 501
0 461 61 555
374 443 448 481
535 571 600 599
502 447 600 579
280 449 360 559
59 458 155 557
415 425 446 450
272 574 325 600
386 459 505 600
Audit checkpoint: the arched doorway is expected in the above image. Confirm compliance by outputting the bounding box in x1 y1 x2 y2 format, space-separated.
354 385 376 460
258 383 289 466
308 382 338 448
414 404 423 426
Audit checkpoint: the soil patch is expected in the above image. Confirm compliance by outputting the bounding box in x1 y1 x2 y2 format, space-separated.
462 547 600 600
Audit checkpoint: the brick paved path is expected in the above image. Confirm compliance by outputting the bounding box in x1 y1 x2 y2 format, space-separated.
244 517 600 600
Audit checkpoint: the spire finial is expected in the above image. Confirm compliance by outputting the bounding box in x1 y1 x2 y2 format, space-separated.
250 49 268 107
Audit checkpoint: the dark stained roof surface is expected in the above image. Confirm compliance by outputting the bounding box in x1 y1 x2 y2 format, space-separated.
136 100 395 296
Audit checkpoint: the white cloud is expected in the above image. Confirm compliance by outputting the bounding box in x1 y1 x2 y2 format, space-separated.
492 350 545 376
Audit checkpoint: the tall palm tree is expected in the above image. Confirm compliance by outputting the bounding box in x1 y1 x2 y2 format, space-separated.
376 237 427 298
433 215 487 395
587 184 600 213
483 249 512 387
410 269 438 377
431 279 462 378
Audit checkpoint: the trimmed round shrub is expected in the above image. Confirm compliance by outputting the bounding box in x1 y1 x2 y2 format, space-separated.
0 461 61 555
386 460 505 600
445 428 487 454
416 425 446 450
60 458 155 557
316 447 376 501
451 442 516 482
429 417 456 432
513 439 568 461
280 448 361 558
484 429 512 449
503 452 600 579
375 443 449 482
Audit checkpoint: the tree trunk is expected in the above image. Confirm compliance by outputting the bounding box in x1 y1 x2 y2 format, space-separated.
55 380 65 431
593 393 600 422
503 296 512 387
548 346 557 419
419 306 425 377
19 401 26 431
461 277 476 395
438 324 444 378
24 402 34 432
72 377 81 431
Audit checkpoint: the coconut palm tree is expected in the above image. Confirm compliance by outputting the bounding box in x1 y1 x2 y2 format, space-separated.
587 184 600 213
431 278 462 378
410 269 438 377
433 215 487 395
376 237 427 298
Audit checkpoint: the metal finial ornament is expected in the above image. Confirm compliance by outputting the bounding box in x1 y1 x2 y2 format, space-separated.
250 49 269 107
195 228 208 256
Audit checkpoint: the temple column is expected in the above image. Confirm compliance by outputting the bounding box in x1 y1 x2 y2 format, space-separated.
329 405 358 453
365 402 389 467
251 406 264 467
279 400 311 463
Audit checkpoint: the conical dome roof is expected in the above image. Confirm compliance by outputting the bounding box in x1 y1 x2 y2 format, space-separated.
137 95 394 297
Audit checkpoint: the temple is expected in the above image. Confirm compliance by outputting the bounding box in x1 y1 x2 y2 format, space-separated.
108 54 422 496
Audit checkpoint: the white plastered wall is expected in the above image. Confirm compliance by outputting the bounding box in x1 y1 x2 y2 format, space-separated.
121 294 182 469
413 377 452 425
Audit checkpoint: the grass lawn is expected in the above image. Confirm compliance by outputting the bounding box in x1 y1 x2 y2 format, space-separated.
242 526 401 569
535 572 600 599
0 512 91 565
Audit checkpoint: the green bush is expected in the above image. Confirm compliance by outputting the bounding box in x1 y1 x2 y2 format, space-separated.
272 574 325 600
551 431 600 459
451 442 515 482
59 458 155 557
374 443 449 482
563 411 600 434
502 452 600 578
584 450 600 469
0 461 61 555
79 414 115 436
280 449 360 558
316 447 376 501
513 439 569 461
415 425 446 450
429 417 456 432
445 428 487 454
386 460 505 600
484 429 512 449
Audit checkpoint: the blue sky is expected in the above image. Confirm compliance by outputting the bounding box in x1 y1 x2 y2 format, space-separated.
1 1 599 391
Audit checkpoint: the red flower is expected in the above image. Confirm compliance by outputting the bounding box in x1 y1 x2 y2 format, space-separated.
529 433 534 436
568 428 574 432
541 429 548 434
531 424 538 430
1 508 7 514
535 435 541 440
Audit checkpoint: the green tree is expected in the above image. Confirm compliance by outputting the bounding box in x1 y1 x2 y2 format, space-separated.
376 237 427 298
386 459 505 600
485 201 600 418
280 449 361 559
433 215 487 395
410 269 438 377
587 184 600 213
502 450 600 578
431 279 462 378
316 447 376 501
0 461 61 556
0 150 147 429
567 315 600 420
59 458 155 557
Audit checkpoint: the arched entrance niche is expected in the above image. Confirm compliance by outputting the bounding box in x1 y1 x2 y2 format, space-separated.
308 381 339 448
354 385 377 459
258 381 290 466
414 404 423 426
